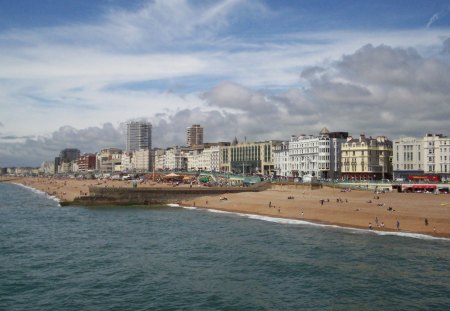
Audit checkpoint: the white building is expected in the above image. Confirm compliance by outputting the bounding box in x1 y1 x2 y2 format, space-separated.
393 137 423 179
154 149 166 171
423 134 450 179
289 128 348 180
186 145 221 172
39 161 55 175
162 147 187 171
121 152 133 172
132 149 151 172
393 134 450 180
273 141 290 178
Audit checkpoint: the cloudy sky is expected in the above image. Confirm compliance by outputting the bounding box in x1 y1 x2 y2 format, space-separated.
1 0 450 166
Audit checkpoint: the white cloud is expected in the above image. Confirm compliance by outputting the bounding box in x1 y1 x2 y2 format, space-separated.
1 0 450 166
426 5 450 28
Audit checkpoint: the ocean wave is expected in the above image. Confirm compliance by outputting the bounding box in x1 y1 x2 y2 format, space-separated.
171 203 450 242
12 183 61 206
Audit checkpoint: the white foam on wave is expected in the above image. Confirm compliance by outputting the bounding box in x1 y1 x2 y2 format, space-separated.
171 204 450 242
12 183 61 206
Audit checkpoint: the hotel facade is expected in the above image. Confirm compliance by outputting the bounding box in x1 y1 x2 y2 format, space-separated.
393 134 450 180
341 135 393 181
288 129 348 180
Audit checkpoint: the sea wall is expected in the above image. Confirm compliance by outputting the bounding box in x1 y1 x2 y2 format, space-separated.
71 182 271 206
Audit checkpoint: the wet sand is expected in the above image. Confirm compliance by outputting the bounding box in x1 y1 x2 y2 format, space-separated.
3 176 450 237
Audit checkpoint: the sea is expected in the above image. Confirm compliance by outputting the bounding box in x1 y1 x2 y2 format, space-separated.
1 182 450 311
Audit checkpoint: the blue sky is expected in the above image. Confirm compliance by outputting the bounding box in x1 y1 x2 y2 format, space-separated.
0 0 450 166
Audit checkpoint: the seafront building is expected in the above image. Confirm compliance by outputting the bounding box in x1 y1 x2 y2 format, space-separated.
96 148 123 172
154 149 166 171
55 148 80 173
186 124 203 147
273 141 290 178
77 154 96 172
119 152 133 172
288 128 348 180
154 146 188 171
393 134 450 181
392 137 424 179
220 139 282 175
126 121 152 152
39 161 55 175
185 143 230 172
423 134 450 180
341 134 393 181
132 149 152 172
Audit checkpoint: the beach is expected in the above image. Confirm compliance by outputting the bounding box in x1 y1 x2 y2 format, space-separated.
3 176 450 237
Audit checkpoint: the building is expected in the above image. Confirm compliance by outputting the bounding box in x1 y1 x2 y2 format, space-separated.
392 134 450 181
39 161 55 175
341 134 393 181
77 154 97 172
165 147 188 171
423 134 450 180
126 121 152 152
273 141 290 178
392 137 424 179
220 140 282 175
133 149 151 172
154 149 166 171
59 148 81 163
186 143 229 172
55 148 80 173
120 152 133 172
288 129 348 180
96 148 123 172
186 124 203 147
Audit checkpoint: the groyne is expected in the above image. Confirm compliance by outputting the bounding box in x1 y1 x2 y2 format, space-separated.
70 182 272 206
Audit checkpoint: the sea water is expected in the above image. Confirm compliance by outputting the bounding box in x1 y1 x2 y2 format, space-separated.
1 182 449 310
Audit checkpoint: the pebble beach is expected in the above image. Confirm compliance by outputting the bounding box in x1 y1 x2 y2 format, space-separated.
3 176 450 238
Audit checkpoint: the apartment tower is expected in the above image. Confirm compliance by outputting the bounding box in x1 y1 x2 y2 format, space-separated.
126 121 152 152
186 124 203 147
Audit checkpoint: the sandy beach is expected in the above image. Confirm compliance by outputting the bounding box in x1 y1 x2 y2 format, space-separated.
3 176 450 237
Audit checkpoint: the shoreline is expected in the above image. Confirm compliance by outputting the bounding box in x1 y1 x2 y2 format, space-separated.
3 176 450 238
174 203 450 241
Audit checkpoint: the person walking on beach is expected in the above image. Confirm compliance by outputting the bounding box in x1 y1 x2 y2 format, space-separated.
425 218 429 226
396 220 400 231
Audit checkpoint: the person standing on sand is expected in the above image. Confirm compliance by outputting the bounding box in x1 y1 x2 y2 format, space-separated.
396 220 400 231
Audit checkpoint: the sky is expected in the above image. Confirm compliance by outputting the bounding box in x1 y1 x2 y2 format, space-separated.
1 0 450 167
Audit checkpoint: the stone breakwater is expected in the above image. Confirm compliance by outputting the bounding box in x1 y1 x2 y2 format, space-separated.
71 183 271 206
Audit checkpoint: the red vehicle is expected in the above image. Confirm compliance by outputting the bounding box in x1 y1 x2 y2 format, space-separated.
408 175 440 183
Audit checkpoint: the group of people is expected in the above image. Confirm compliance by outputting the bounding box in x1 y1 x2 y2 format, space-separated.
368 216 386 230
